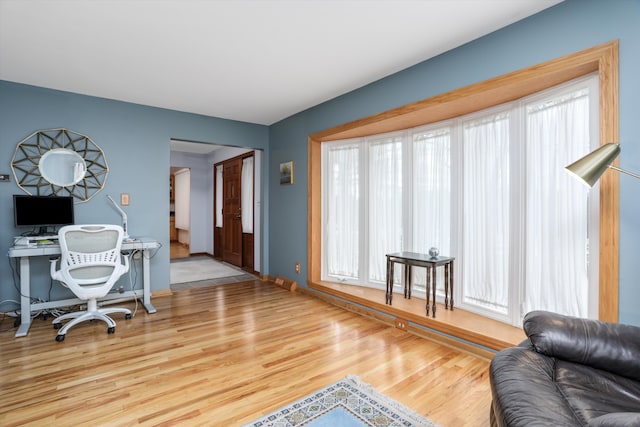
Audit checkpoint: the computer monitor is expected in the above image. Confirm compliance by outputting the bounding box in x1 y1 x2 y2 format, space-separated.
13 194 75 236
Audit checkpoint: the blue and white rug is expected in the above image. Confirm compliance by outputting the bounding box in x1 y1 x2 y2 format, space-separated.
243 375 438 427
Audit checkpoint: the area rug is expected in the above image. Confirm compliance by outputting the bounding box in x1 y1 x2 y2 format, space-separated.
170 256 246 284
243 375 438 427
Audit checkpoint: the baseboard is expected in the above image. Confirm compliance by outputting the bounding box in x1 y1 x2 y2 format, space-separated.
297 286 494 361
190 252 213 258
273 276 297 292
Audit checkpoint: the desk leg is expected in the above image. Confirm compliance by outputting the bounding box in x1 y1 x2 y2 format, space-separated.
141 249 156 313
16 257 32 337
431 266 437 318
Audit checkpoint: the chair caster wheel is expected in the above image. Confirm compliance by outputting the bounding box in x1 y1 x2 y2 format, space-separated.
125 313 132 320
53 323 61 329
55 334 65 342
107 327 115 334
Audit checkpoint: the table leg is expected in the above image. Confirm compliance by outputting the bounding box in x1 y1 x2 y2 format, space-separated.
385 258 391 304
388 261 395 304
431 265 437 318
444 263 450 310
406 265 413 299
425 266 431 316
450 260 454 310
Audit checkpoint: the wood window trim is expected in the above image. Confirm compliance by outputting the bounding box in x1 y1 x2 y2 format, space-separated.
308 40 619 323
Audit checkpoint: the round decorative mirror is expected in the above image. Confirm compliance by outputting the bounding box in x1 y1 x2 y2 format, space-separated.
11 128 109 203
39 148 87 187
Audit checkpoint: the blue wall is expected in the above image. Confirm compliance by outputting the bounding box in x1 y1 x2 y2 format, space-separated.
268 0 640 325
2 0 639 326
0 82 269 303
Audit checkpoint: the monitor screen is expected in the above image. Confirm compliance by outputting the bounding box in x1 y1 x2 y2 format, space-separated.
13 195 75 234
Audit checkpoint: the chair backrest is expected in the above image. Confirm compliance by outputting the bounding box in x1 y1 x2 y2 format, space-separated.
58 224 125 286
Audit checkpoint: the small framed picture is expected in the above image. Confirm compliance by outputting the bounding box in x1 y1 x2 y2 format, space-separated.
280 161 293 185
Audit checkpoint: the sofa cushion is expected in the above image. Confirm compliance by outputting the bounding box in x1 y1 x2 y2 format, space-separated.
555 360 640 424
523 311 640 381
588 413 640 427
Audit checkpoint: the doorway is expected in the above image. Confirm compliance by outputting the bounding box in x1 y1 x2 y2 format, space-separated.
169 140 262 275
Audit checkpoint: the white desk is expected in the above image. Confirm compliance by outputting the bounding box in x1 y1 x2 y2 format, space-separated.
8 237 160 338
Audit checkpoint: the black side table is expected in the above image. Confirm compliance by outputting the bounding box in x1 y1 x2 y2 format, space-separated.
386 252 455 318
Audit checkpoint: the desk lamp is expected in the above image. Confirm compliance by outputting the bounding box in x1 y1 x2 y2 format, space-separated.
107 195 129 239
565 143 640 186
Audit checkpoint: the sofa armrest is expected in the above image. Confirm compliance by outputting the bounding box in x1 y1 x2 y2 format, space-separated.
524 311 640 381
490 346 581 426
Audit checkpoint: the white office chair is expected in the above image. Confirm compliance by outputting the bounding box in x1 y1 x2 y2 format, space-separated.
50 224 131 342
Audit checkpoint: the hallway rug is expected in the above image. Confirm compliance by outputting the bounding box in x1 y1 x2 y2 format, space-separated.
170 256 246 284
243 375 438 427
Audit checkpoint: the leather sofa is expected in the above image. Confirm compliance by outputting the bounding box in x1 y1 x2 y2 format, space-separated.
489 310 640 427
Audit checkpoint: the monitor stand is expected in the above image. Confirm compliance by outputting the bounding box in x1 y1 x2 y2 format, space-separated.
37 226 51 236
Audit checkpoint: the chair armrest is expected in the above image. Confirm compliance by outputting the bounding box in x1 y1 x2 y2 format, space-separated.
524 311 640 381
121 251 130 273
49 256 61 281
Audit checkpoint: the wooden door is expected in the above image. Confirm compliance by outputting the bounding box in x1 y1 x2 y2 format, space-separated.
222 158 242 266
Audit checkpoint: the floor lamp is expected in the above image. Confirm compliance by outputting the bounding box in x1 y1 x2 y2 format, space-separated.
565 143 640 186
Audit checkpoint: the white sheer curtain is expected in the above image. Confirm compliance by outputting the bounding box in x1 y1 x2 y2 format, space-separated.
523 89 590 317
241 156 254 233
321 76 596 323
368 136 403 284
411 127 451 292
174 168 190 231
462 112 510 314
325 143 360 279
215 165 223 228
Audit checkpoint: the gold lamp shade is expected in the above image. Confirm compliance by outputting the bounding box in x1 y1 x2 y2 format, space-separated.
565 143 621 187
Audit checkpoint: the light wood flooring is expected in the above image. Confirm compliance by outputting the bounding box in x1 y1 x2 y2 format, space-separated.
311 281 525 352
0 280 492 426
169 241 190 259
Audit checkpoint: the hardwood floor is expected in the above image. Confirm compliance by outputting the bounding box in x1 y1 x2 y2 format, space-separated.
169 241 190 259
0 280 492 426
310 281 525 352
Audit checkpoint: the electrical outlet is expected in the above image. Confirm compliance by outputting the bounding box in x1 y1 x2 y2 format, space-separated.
0 174 10 182
120 193 130 206
394 318 408 331
295 262 301 273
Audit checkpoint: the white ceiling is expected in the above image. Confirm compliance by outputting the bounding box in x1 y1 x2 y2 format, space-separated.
170 139 222 154
0 0 562 126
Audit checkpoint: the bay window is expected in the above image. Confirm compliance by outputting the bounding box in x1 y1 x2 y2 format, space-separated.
321 74 598 326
